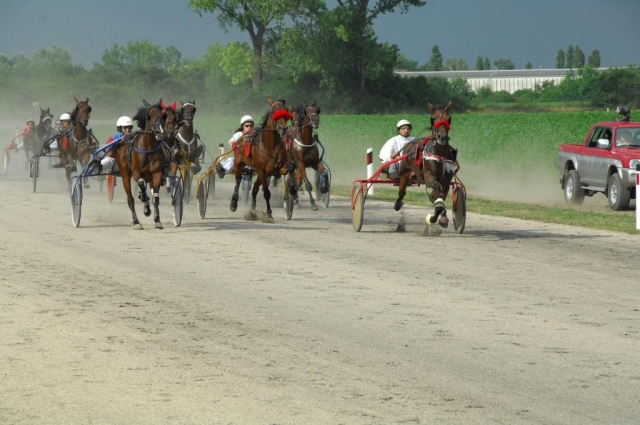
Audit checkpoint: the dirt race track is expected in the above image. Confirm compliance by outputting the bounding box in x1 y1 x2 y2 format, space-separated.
1 163 639 425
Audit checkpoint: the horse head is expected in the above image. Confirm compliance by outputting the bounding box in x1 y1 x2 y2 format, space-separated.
142 99 167 141
39 107 53 127
179 100 196 125
429 101 452 146
266 97 290 137
72 97 91 127
162 101 178 141
303 101 320 129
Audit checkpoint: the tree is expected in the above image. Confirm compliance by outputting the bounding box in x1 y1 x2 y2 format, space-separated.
427 45 443 71
187 0 306 88
525 61 532 69
556 49 565 68
444 58 468 71
574 45 585 68
474 56 484 70
588 49 601 67
395 54 420 71
493 57 515 70
566 44 575 68
484 57 490 70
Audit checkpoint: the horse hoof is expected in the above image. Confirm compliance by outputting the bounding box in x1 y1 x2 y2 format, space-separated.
311 204 319 211
426 214 437 224
144 208 151 217
230 203 238 212
394 201 404 211
155 222 164 229
132 223 144 230
439 215 449 228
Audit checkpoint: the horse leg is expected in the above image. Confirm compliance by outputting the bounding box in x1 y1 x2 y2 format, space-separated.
121 172 143 229
437 185 451 228
152 172 163 229
259 170 273 218
395 172 412 211
230 172 241 212
251 177 261 210
426 180 446 225
136 178 152 217
299 165 317 210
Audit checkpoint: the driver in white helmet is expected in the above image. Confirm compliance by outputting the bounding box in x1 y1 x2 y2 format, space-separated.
48 113 74 168
379 119 415 178
216 115 255 178
99 116 134 173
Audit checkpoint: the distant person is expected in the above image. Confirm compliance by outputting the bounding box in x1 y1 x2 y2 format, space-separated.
379 119 415 179
616 129 631 147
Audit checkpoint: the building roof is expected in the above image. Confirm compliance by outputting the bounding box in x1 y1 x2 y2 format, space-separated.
394 68 609 79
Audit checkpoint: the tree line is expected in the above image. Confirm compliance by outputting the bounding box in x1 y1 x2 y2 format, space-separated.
0 0 637 116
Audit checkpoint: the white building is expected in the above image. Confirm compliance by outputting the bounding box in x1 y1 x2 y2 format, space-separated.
394 68 608 94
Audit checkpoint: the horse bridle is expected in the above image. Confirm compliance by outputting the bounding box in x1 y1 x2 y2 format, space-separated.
430 108 451 145
269 101 290 137
148 105 167 141
75 101 91 127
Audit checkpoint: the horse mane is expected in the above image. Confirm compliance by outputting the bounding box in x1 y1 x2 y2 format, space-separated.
69 107 78 123
133 106 147 130
295 102 306 128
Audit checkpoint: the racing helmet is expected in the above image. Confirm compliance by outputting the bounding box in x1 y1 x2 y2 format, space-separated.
26 120 35 125
240 115 254 126
60 113 71 121
396 119 412 131
116 116 133 128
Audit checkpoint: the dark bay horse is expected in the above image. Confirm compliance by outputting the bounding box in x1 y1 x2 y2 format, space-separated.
286 101 328 210
113 100 169 230
59 97 96 187
230 98 296 218
394 101 458 227
35 107 55 151
176 101 204 173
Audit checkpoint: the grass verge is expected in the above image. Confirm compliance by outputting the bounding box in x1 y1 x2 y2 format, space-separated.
332 185 640 235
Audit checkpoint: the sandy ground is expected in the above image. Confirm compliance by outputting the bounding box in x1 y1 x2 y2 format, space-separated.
1 162 639 425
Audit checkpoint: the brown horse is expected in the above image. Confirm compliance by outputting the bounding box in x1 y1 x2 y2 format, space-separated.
35 107 55 151
286 101 328 210
394 101 458 227
176 101 204 173
230 97 296 218
113 99 169 230
58 97 97 188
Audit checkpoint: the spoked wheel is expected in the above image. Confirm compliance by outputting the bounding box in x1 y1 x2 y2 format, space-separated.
241 174 252 206
209 174 215 200
183 168 192 204
283 175 294 220
315 169 331 208
71 183 82 228
351 182 364 232
107 175 115 203
2 151 8 175
172 181 183 227
197 174 210 219
453 187 466 234
31 157 39 193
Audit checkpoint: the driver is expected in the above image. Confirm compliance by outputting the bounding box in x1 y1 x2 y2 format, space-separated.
379 119 415 179
216 115 254 178
99 116 133 173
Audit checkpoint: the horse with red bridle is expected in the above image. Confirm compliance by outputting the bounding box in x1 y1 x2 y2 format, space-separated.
230 98 296 219
285 101 329 210
113 99 169 230
393 101 458 228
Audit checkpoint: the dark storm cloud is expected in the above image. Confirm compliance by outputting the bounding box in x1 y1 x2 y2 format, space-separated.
1 0 638 69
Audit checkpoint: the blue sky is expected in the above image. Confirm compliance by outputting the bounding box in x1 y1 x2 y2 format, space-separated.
2 0 639 69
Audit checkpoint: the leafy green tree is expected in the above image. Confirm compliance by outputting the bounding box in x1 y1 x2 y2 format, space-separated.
525 61 532 69
474 56 484 70
588 49 601 67
566 44 575 68
187 0 307 88
444 58 468 71
574 45 585 68
483 57 490 70
427 45 443 71
493 57 515 70
556 49 565 68
395 54 420 71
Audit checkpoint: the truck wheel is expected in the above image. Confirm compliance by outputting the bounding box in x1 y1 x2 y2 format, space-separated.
607 173 631 211
564 170 585 205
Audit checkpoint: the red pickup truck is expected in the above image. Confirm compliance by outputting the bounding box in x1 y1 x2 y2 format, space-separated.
558 119 640 210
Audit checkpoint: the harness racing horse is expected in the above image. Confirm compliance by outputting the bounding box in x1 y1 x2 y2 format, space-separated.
230 98 296 219
286 101 328 211
35 107 55 151
176 101 204 174
113 100 169 230
394 101 458 228
59 97 96 188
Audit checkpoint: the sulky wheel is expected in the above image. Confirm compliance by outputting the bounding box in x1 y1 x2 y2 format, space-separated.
351 182 364 232
453 186 466 234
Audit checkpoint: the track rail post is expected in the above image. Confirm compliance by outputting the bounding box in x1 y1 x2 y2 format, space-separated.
366 148 374 195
